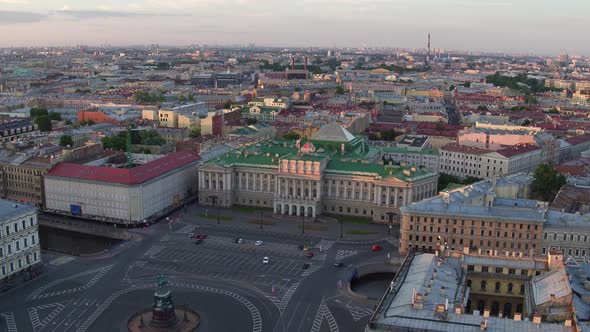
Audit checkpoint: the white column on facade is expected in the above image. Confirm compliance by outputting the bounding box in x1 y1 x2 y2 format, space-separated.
336 180 340 198
328 180 332 198
386 187 391 207
316 181 320 200
344 181 348 199
199 172 204 189
253 173 257 192
394 187 399 207
274 202 277 214
408 186 414 204
267 175 271 193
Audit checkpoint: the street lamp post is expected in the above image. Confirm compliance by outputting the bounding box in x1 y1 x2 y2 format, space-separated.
386 212 394 235
301 213 305 235
340 219 343 239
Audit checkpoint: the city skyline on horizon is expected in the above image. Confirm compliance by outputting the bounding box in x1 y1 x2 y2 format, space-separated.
0 0 589 56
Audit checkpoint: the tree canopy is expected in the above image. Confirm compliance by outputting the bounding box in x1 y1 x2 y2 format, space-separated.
134 91 164 103
189 129 201 138
34 115 52 132
335 86 345 95
485 72 548 94
30 107 48 119
59 135 73 147
282 132 300 140
532 164 566 201
48 111 62 121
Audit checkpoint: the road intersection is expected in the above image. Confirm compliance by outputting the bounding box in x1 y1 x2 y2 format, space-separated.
0 207 398 332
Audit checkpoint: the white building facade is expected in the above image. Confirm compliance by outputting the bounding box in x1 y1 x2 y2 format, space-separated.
0 200 40 282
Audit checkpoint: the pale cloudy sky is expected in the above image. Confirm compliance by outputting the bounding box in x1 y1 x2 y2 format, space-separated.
0 0 588 55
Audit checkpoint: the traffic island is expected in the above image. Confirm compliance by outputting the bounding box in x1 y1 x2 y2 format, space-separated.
127 275 200 332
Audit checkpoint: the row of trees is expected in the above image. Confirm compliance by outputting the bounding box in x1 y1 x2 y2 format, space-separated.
30 107 62 132
134 91 165 103
101 130 166 151
485 72 547 94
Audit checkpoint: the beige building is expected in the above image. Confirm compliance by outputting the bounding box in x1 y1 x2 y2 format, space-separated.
0 156 50 207
399 175 545 256
199 125 438 222
158 110 178 128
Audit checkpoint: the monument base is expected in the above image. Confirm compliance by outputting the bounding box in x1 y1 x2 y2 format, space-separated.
127 308 200 332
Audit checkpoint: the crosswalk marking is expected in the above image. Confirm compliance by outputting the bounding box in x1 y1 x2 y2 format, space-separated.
316 239 334 251
175 224 194 234
277 282 299 313
27 265 113 301
335 250 357 261
0 312 17 332
345 303 374 321
143 244 165 258
310 303 339 332
28 303 65 331
301 264 321 277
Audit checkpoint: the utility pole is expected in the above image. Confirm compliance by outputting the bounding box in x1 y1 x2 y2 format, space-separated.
301 213 305 235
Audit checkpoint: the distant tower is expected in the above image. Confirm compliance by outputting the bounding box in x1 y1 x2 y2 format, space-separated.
427 33 431 63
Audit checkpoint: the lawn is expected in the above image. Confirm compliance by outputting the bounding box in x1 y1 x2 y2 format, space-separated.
231 206 273 213
345 229 378 235
297 224 329 231
247 219 276 226
198 213 233 221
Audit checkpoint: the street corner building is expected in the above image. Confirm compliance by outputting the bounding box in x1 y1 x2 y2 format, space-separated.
198 124 439 223
0 199 41 283
43 150 200 225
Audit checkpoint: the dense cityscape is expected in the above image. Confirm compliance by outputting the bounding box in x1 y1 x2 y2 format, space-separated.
1 28 590 332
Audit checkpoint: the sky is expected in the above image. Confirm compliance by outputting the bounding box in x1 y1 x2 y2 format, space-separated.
0 0 588 55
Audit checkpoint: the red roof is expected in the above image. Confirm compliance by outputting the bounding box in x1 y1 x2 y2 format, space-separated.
441 143 491 154
47 150 199 185
495 144 541 157
565 134 590 145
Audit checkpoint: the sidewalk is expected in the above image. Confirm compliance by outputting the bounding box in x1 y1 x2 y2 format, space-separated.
182 204 399 243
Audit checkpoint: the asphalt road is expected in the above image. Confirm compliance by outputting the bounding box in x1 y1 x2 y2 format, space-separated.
0 209 399 332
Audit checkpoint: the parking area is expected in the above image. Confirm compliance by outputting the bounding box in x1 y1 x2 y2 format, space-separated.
131 233 327 296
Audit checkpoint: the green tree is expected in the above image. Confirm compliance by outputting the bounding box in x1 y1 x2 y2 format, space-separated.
223 100 233 109
34 115 52 132
246 118 258 125
156 62 171 70
531 164 566 201
48 111 62 121
294 87 302 92
59 135 73 147
477 105 488 110
522 119 533 126
463 81 471 88
65 119 72 125
101 135 126 151
335 86 345 95
380 129 400 141
139 130 166 145
189 129 201 138
448 85 455 91
30 107 48 119
178 95 187 102
282 132 300 140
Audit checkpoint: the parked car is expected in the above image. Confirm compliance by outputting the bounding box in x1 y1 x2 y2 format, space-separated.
197 234 208 239
194 239 203 245
371 245 382 252
333 262 343 267
237 238 245 244
232 238 240 243
255 240 263 246
302 263 310 270
306 251 314 258
297 245 304 251
262 257 270 264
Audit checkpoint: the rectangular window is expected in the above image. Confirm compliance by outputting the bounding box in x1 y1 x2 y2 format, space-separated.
508 268 516 275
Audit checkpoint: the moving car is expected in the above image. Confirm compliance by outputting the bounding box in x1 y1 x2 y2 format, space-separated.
238 238 245 244
262 257 270 264
302 263 310 270
232 238 239 243
371 245 382 252
255 240 263 246
306 251 314 258
333 262 343 267
194 239 203 245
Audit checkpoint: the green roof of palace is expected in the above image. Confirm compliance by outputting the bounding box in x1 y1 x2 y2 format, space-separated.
205 138 436 182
